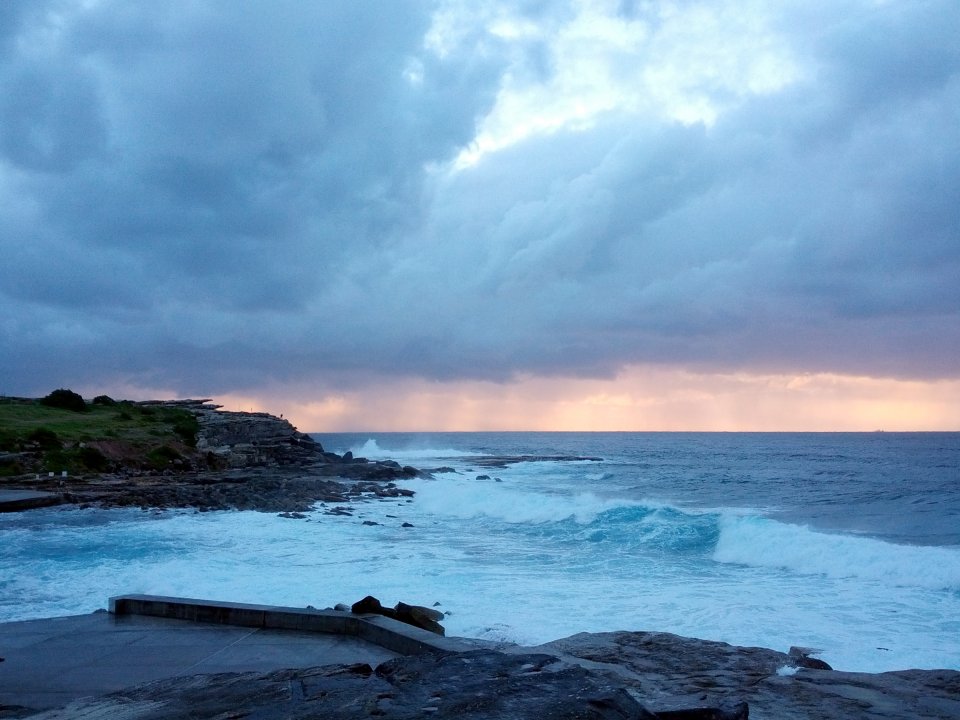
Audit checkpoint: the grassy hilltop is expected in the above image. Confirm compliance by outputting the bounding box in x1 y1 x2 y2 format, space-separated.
0 389 199 477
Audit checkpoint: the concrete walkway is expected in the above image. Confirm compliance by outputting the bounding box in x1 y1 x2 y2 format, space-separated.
0 489 61 513
0 611 400 713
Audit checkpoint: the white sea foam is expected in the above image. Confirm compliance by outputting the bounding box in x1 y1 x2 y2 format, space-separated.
713 515 960 590
5 432 960 675
400 476 647 525
345 439 482 461
3 502 960 673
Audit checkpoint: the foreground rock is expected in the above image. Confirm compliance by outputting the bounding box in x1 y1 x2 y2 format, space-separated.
27 650 733 720
25 630 959 719
533 631 960 719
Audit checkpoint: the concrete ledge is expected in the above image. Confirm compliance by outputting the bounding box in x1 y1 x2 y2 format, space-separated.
0 489 62 513
109 594 470 656
357 614 473 655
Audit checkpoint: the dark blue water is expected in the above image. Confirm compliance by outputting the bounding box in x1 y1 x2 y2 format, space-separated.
3 432 958 672
315 432 960 546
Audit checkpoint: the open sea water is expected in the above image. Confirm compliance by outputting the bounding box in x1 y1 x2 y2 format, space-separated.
2 432 958 673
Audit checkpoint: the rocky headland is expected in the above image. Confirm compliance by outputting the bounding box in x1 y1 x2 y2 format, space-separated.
0 396 423 513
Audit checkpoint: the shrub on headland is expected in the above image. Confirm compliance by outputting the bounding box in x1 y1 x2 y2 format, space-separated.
26 427 61 450
92 395 116 406
171 412 200 447
147 445 182 470
40 388 88 413
78 446 110 471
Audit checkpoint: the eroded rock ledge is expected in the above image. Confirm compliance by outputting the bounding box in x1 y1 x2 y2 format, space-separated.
6 400 426 513
29 631 959 720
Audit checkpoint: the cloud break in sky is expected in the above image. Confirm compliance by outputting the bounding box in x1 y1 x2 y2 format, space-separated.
1 0 959 430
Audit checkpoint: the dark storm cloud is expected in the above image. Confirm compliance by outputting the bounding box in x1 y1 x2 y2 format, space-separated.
1 0 958 397
0 0 502 393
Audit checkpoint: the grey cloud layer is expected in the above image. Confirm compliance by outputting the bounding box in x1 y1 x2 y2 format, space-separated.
1 0 958 396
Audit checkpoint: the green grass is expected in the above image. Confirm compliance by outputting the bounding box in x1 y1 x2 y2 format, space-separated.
0 398 195 443
0 397 200 474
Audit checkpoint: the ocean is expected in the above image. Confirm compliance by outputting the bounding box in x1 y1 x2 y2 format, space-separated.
2 432 958 673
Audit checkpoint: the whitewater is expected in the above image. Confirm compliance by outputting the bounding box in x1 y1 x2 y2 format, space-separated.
2 432 958 673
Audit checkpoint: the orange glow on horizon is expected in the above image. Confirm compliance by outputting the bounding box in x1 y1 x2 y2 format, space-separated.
213 368 960 433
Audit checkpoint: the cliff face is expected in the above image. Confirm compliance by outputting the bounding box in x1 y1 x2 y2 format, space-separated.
170 400 328 469
2 397 424 512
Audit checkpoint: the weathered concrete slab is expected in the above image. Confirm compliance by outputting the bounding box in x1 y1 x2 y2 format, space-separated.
0 489 61 513
0 611 400 714
109 594 472 656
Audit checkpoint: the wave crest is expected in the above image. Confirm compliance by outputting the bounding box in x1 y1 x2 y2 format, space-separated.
345 439 481 460
714 515 960 590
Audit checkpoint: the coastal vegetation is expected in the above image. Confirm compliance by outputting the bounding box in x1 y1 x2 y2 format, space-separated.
0 391 199 476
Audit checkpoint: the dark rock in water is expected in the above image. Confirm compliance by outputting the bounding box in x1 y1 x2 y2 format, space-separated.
277 511 307 519
427 466 458 474
351 595 390 616
362 520 380 526
350 596 446 635
394 601 445 636
402 521 414 528
789 645 833 670
472 454 603 468
476 474 491 480
398 602 443 623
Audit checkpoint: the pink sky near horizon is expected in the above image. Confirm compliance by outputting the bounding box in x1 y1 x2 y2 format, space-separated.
207 367 960 433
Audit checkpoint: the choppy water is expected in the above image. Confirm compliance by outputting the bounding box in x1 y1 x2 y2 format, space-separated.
2 432 958 672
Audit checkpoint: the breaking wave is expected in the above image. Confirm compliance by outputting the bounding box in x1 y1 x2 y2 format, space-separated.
714 515 960 591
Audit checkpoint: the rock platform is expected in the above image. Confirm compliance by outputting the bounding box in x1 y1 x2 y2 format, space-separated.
3 596 957 719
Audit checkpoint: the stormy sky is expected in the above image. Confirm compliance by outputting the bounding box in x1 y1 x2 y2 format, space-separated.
2 0 959 430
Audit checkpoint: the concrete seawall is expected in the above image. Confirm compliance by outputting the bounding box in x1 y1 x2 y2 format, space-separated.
0 489 62 512
109 594 471 656
1 594 473 713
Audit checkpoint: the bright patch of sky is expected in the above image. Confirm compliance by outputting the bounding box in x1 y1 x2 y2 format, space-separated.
444 0 802 167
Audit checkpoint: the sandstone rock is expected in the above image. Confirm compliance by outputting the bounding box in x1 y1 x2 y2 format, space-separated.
42 650 665 719
532 631 960 720
16 624 958 719
350 595 395 619
394 602 445 636
789 646 833 670
350 596 447 636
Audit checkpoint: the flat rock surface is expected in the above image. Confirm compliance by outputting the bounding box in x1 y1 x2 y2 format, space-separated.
0 613 398 717
2 463 418 513
24 650 662 720
533 631 960 720
0 490 61 512
6 627 958 719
